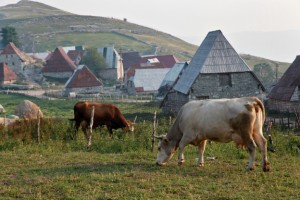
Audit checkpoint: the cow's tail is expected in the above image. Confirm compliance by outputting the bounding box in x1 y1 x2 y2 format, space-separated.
253 97 265 122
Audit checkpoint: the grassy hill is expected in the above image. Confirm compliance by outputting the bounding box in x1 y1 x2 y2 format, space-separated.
0 0 291 83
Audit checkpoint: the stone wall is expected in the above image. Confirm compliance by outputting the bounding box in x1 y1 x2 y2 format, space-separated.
43 71 73 79
99 68 117 80
161 91 188 114
191 72 263 99
64 86 103 96
161 72 264 114
0 54 25 74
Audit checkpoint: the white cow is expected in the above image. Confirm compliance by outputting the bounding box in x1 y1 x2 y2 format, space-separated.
156 97 270 172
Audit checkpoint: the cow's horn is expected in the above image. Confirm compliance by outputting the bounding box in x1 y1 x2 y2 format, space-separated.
154 135 164 139
133 116 137 124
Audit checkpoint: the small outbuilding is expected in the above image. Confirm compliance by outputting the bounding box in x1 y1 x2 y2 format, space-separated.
267 56 300 112
64 65 103 95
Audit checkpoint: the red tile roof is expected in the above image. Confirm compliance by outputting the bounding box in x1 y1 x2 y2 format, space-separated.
1 42 28 62
0 63 17 82
42 47 77 73
140 55 179 68
65 65 102 88
121 51 141 71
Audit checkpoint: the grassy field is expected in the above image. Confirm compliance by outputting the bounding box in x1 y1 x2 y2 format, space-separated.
0 94 300 199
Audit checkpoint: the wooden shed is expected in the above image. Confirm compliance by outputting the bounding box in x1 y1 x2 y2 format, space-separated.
267 56 300 113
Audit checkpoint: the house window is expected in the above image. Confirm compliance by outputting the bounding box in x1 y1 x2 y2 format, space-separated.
219 74 232 87
12 62 15 66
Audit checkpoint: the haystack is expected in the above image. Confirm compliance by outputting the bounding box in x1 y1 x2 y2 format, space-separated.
14 100 43 119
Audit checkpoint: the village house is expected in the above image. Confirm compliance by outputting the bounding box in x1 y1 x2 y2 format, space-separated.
127 68 171 95
97 46 124 81
64 65 103 96
0 42 33 74
121 51 141 83
161 30 265 114
0 62 17 85
267 56 300 112
42 47 77 79
125 54 179 95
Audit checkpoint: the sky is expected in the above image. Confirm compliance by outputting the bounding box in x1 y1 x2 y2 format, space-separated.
1 0 300 62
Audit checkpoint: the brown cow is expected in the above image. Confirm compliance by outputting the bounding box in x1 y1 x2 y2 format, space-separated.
155 97 270 172
72 102 134 146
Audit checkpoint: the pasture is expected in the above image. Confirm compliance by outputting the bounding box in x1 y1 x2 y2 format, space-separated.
0 93 299 199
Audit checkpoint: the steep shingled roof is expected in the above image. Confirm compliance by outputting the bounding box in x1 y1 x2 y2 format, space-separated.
65 65 102 88
268 56 300 101
173 30 261 94
1 42 28 62
42 47 76 73
0 63 17 82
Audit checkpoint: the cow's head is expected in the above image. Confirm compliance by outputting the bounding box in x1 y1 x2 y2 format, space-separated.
155 135 175 166
124 120 134 132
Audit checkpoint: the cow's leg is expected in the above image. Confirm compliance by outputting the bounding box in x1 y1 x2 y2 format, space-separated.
73 120 81 140
197 140 207 167
81 121 92 147
107 126 113 138
178 131 196 165
177 142 185 165
243 133 256 171
253 132 270 172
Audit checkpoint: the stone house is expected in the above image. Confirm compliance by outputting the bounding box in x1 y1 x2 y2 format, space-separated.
42 47 77 79
97 46 124 81
267 55 300 112
64 65 103 95
0 62 17 85
0 42 33 74
161 30 265 114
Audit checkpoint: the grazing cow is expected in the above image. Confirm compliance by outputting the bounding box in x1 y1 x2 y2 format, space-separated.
72 102 134 146
155 97 270 172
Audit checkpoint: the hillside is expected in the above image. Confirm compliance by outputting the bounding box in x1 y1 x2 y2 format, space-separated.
0 0 290 82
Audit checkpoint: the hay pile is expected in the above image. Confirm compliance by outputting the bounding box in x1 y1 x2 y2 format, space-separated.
14 100 43 119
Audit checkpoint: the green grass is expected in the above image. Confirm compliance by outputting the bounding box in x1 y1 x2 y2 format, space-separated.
0 93 299 199
34 32 153 54
0 132 299 199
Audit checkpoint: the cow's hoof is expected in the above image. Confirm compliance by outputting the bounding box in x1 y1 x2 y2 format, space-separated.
263 163 270 172
197 163 205 167
246 166 255 171
178 160 185 166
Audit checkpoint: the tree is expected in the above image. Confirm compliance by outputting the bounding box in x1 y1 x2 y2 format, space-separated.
253 63 275 88
80 48 107 76
1 26 21 47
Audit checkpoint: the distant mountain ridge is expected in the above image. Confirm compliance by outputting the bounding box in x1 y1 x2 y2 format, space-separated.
0 0 290 80
0 0 73 19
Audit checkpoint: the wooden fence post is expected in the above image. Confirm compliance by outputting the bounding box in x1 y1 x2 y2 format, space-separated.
88 106 95 147
152 111 157 152
37 110 41 144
